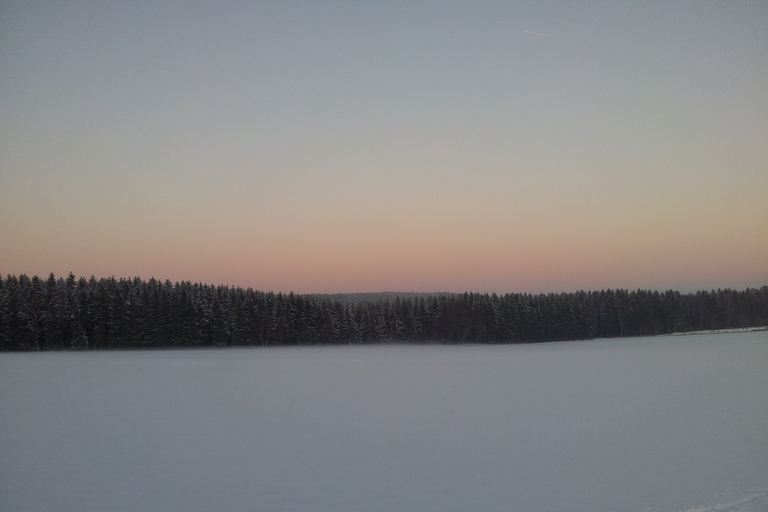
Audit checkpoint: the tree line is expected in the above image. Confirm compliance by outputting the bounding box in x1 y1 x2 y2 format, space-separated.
1 273 766 351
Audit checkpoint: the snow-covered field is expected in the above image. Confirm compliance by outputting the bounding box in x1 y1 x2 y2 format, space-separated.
1 332 766 512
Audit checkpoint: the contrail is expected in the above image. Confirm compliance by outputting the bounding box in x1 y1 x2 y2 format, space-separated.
524 29 557 38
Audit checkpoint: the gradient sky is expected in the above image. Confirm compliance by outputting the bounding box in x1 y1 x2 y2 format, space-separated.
1 1 767 294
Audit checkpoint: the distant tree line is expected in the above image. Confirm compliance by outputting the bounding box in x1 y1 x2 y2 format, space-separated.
1 273 766 351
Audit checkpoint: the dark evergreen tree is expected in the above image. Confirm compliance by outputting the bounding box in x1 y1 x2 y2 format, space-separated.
1 274 766 350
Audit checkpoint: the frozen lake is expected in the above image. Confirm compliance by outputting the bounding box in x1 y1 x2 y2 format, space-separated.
2 332 767 512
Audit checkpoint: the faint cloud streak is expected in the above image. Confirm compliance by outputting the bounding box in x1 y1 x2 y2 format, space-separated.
524 29 557 38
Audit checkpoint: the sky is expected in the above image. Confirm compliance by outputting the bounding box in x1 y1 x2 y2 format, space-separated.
1 1 766 294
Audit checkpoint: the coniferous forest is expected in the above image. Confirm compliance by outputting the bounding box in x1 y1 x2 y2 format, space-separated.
1 273 766 351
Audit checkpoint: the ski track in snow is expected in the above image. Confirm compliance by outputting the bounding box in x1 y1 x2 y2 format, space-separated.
642 490 768 512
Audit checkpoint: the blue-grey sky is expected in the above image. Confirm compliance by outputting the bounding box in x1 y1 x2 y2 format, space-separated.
1 1 766 293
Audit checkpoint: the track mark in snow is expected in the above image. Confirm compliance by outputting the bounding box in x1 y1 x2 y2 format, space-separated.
678 491 768 512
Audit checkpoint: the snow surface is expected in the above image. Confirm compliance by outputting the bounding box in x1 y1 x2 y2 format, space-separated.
1 332 767 512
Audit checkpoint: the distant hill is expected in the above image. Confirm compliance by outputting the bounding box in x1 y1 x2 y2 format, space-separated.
312 291 458 304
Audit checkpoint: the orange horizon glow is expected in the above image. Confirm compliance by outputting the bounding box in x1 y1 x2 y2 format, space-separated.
1 3 767 294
